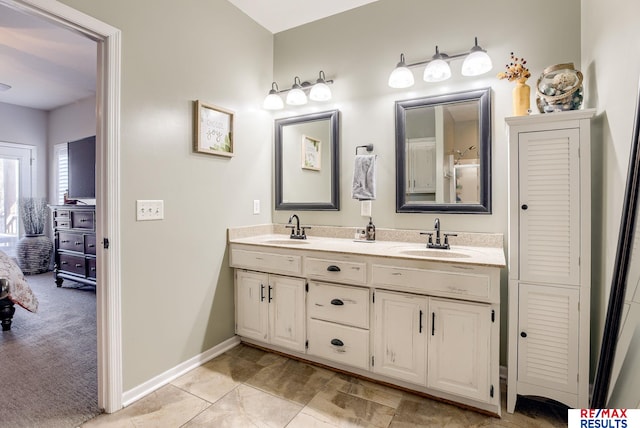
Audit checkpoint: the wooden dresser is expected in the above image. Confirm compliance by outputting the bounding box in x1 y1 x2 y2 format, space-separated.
50 205 96 287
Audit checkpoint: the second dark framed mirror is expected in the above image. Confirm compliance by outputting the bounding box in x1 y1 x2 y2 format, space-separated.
395 87 491 213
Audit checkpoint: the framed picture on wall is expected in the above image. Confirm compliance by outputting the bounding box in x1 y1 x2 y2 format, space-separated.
301 135 321 170
194 100 234 157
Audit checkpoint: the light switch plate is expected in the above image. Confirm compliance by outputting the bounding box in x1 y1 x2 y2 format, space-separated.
360 200 372 217
253 199 260 215
136 200 164 221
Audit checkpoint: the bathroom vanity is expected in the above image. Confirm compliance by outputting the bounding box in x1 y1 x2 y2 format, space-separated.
228 225 505 415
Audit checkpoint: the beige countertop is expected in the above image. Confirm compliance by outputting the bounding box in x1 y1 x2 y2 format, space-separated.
228 232 506 268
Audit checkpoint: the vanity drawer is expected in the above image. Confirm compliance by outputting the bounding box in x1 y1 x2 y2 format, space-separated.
231 248 302 276
372 264 490 300
305 257 366 285
307 318 369 370
308 282 369 329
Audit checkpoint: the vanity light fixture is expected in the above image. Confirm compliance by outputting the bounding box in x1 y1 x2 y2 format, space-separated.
263 71 334 110
389 37 492 88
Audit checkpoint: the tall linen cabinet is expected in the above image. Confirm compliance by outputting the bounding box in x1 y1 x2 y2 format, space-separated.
506 109 595 412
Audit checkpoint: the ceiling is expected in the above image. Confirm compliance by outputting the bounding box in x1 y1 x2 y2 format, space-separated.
0 1 378 111
227 0 379 33
0 4 96 111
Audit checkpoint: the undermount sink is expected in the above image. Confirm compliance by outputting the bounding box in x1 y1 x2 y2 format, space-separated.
398 248 471 259
263 239 309 245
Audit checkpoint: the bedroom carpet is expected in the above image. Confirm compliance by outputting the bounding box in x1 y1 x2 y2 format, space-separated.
0 271 100 428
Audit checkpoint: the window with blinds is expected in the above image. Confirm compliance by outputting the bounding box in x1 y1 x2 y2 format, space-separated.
55 143 68 204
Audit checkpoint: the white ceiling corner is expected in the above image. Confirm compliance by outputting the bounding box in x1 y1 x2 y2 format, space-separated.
227 0 380 33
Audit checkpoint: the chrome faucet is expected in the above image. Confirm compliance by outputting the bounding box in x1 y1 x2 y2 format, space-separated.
286 214 310 239
420 217 456 250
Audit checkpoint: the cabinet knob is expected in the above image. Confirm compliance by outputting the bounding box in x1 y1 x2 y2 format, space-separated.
520 331 527 338
521 204 528 210
330 299 344 306
330 338 344 347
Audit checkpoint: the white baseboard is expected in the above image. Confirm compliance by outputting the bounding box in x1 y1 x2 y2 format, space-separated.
122 335 241 407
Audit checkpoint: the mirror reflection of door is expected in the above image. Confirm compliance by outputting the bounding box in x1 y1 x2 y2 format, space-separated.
0 143 34 257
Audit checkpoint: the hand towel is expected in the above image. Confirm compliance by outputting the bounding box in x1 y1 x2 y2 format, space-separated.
352 154 377 200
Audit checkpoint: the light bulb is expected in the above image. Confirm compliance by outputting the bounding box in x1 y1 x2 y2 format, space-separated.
423 59 451 82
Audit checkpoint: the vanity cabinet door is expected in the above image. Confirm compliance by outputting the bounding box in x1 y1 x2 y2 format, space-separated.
427 298 492 402
373 290 427 386
235 270 269 342
269 275 306 353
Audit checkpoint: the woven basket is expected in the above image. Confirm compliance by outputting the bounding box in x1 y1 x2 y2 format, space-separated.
536 63 584 113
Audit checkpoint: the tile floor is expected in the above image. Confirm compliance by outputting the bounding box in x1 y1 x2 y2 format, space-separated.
82 344 569 427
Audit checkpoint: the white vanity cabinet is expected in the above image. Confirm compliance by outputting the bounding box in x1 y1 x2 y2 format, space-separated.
506 110 595 412
229 238 504 416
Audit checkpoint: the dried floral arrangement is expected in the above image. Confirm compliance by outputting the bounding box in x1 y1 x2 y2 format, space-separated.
497 52 531 83
19 197 48 235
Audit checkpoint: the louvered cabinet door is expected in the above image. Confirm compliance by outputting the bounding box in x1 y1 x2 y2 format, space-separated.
517 283 579 394
518 128 581 286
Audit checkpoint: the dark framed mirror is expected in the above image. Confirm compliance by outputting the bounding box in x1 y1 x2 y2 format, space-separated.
395 87 491 213
592 81 640 408
275 109 339 211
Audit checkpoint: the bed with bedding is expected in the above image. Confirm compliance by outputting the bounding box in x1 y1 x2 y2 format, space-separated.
0 250 39 331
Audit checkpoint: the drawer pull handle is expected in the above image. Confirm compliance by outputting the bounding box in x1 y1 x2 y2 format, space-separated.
327 265 341 272
88 244 95 248
521 204 528 210
330 338 344 347
268 285 273 303
260 284 265 302
90 267 96 271
80 219 87 222
419 310 423 333
520 331 527 338
75 263 83 268
330 299 344 306
61 261 68 265
61 240 70 243
75 241 83 246
392 272 402 276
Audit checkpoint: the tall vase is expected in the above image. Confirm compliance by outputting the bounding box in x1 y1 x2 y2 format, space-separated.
16 234 53 275
513 80 531 116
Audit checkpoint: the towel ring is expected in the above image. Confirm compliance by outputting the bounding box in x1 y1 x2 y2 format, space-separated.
355 144 374 155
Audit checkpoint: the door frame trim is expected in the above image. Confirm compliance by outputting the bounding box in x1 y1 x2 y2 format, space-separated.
2 0 123 413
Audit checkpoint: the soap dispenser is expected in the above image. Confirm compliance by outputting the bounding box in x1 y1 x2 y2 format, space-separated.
366 217 376 241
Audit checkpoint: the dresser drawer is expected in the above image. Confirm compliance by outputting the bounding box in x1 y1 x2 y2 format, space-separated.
308 282 369 329
55 209 71 219
372 264 490 300
85 235 97 255
230 248 302 276
307 318 369 370
59 253 86 276
71 211 94 230
58 232 85 253
305 257 366 285
87 258 97 278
